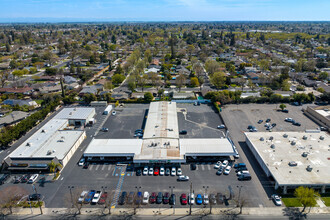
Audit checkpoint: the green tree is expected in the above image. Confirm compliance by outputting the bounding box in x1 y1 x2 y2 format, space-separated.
190 77 199 87
281 79 290 91
175 74 186 92
210 72 226 90
127 77 136 93
112 74 125 85
279 103 286 111
48 161 62 173
318 72 328 81
294 186 320 213
144 92 153 102
205 59 220 75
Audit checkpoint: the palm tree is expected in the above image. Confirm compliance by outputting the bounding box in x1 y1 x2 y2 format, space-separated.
48 161 63 173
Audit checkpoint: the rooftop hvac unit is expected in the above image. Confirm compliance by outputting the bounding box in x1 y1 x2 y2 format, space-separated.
289 161 297 166
270 144 275 149
306 165 313 172
41 129 46 133
260 137 264 141
320 136 324 140
26 142 32 147
302 152 308 157
47 150 52 155
303 135 307 140
283 134 288 138
291 141 296 145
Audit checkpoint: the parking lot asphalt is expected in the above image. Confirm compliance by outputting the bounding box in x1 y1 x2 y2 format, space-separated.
220 103 320 208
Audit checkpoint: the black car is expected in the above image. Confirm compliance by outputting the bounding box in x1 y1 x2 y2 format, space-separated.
247 125 253 129
272 123 277 127
266 119 271 123
190 163 196 170
282 109 289 113
257 120 263 124
236 167 248 172
293 122 301 126
179 130 187 135
169 194 176 205
28 194 41 201
83 162 89 169
156 192 163 204
119 191 127 205
0 174 10 185
136 169 142 176
216 193 224 204
216 166 224 175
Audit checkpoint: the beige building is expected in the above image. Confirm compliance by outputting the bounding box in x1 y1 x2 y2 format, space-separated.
305 106 330 128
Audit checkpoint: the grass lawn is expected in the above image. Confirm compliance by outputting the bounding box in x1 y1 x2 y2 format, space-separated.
35 100 43 105
322 197 330 206
282 198 302 207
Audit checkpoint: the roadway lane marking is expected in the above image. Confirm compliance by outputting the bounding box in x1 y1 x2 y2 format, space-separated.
102 165 105 171
60 177 64 181
89 165 94 171
108 165 112 171
95 164 100 171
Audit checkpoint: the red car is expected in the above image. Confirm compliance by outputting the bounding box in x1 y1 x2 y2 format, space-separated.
149 192 156 203
154 168 159 176
180 193 187 205
98 192 108 205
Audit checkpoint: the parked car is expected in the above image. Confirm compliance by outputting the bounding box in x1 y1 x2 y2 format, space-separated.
135 129 143 133
214 161 222 169
118 191 127 205
177 175 189 181
148 167 154 175
180 193 187 205
98 192 108 205
216 167 224 175
177 168 182 175
247 125 253 129
190 163 197 170
293 121 301 126
159 167 165 176
163 192 170 204
217 124 225 129
127 192 134 204
92 191 102 204
169 194 176 205
266 118 271 123
21 174 30 183
83 162 89 169
154 167 159 176
135 192 142 205
28 193 41 201
221 160 229 168
134 133 143 138
224 166 232 175
101 127 109 132
165 168 171 176
272 123 277 127
282 109 289 113
271 194 282 206
237 170 250 176
156 192 163 204
78 191 89 203
196 194 203 205
143 166 148 175
189 193 195 205
234 163 246 169
14 176 23 184
78 158 85 166
210 194 217 204
320 127 328 131
250 127 258 132
238 173 252 181
285 118 293 122
136 169 142 176
142 191 149 204
112 111 116 116
216 193 224 204
179 130 187 135
203 194 209 205
257 120 263 124
149 192 156 203
171 167 176 176
236 166 248 172
28 174 38 184
84 190 95 203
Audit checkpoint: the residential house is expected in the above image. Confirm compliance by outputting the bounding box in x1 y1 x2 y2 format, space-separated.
38 83 62 94
2 99 38 107
79 84 103 95
64 76 78 84
111 92 129 100
0 87 34 95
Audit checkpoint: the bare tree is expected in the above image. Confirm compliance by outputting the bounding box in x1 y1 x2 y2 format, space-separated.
0 186 28 215
0 70 9 88
176 74 186 92
64 187 84 215
105 190 115 215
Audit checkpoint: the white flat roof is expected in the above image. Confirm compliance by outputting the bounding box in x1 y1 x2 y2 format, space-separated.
54 107 95 120
180 138 236 156
84 139 143 157
315 109 330 118
245 131 330 186
143 102 179 139
9 119 84 160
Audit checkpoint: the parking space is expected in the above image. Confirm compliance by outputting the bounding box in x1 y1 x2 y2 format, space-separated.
94 104 149 139
177 103 226 138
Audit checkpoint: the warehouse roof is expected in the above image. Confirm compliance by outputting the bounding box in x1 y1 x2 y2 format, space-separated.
245 131 330 186
9 119 84 160
54 107 95 120
180 138 236 156
84 139 143 157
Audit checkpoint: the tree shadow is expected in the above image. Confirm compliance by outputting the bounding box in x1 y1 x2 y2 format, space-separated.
282 207 307 220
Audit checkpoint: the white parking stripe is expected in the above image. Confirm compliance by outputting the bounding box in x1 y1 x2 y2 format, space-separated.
207 165 211 170
196 165 199 171
89 165 94 171
108 165 112 170
201 165 205 171
102 165 105 170
95 164 100 171
105 173 109 178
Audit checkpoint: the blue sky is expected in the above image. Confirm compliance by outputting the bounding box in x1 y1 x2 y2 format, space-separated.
0 0 329 22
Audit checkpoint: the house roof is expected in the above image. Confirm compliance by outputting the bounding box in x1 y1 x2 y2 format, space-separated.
0 87 33 94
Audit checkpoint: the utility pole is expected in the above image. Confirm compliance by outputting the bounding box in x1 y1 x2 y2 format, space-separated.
32 184 43 214
189 182 192 215
237 185 243 209
68 186 74 208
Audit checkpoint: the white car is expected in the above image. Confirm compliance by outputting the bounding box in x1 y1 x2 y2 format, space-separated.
214 161 222 169
78 190 88 203
28 174 39 184
221 160 229 168
92 191 101 204
142 191 149 204
217 124 225 129
148 167 154 175
203 194 209 205
285 118 293 122
112 111 116 116
143 166 148 175
177 175 189 181
159 167 165 176
177 168 182 176
271 194 282 206
189 193 195 205
237 170 250 176
171 167 176 176
224 166 232 175
78 158 85 166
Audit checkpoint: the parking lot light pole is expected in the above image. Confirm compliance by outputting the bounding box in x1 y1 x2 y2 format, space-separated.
189 182 192 215
169 186 175 214
68 186 74 208
135 186 141 194
32 184 43 214
203 185 209 195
